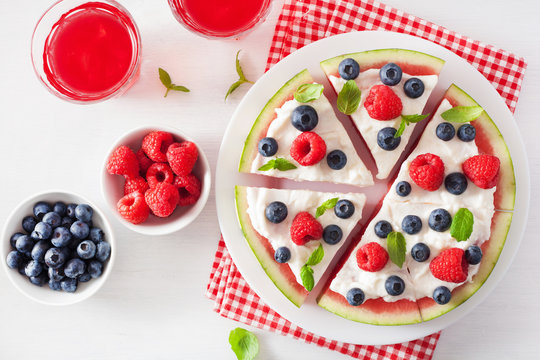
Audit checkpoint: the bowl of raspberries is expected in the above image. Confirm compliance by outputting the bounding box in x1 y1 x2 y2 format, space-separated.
102 126 211 235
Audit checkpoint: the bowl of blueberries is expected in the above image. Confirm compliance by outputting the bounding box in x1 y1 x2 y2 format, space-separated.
1 190 115 305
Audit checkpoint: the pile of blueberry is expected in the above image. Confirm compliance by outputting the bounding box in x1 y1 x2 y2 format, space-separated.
6 201 111 293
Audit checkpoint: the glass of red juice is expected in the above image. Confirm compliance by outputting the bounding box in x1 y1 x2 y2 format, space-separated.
31 0 142 103
168 0 272 39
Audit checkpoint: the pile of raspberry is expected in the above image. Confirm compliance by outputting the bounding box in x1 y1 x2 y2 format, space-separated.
107 131 201 224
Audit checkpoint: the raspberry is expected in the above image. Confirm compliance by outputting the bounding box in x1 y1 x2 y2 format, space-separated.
173 174 201 206
142 131 174 162
363 85 403 120
356 242 389 272
107 146 139 177
290 212 323 245
144 183 179 218
409 153 445 191
167 141 198 176
146 163 174 188
462 154 500 189
117 191 149 224
429 248 468 283
136 148 154 177
290 132 326 166
124 176 149 196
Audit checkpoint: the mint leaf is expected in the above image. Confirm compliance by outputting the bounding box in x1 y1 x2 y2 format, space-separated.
337 80 361 115
294 83 324 103
450 208 474 241
394 120 407 138
441 106 484 123
300 265 315 291
315 197 339 218
394 113 429 138
171 85 189 92
158 67 190 97
306 244 324 266
258 158 297 171
229 328 259 360
225 50 254 101
257 159 275 171
387 231 406 268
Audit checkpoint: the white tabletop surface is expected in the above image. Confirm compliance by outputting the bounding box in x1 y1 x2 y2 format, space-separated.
0 0 538 359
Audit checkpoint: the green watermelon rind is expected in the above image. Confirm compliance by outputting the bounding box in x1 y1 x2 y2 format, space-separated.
234 186 308 307
238 69 313 173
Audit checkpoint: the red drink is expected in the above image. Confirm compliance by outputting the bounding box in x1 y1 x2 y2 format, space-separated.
168 0 272 38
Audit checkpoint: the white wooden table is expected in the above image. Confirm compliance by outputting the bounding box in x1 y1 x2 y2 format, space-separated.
0 0 538 358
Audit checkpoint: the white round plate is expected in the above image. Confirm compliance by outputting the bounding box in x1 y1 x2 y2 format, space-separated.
215 31 529 345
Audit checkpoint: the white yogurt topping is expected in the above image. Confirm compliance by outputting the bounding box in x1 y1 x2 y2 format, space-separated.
251 92 373 186
246 187 366 287
329 70 439 180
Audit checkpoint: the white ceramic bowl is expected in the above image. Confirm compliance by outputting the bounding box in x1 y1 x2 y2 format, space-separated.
101 125 211 235
1 190 116 305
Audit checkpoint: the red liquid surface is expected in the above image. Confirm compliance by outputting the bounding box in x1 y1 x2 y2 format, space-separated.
44 2 136 97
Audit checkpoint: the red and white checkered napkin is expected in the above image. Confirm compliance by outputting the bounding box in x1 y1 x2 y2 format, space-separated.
207 1 527 359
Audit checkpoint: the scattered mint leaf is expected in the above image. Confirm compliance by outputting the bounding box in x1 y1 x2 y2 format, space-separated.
337 80 361 115
315 197 339 218
294 83 324 103
225 50 254 101
300 265 315 291
394 120 407 139
387 231 406 268
441 106 484 123
306 244 324 266
394 113 429 138
450 208 474 242
158 68 190 97
229 328 259 360
258 158 297 171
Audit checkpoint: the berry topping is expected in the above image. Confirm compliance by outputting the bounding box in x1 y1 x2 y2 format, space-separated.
430 248 468 283
457 124 476 142
462 154 500 189
167 141 198 176
377 127 401 150
379 63 402 86
265 201 288 224
106 145 139 177
409 153 445 191
411 243 430 262
364 85 403 120
290 212 323 246
146 163 174 188
433 286 451 305
346 288 365 306
374 220 393 238
326 150 347 170
323 225 343 245
338 58 360 80
356 242 389 272
142 131 174 162
274 247 291 263
33 202 52 220
290 131 326 166
291 105 319 132
428 208 452 232
385 275 405 296
402 215 422 235
117 191 150 224
465 245 483 265
145 183 180 218
173 174 202 206
334 199 355 219
444 172 468 195
403 78 425 98
436 122 456 141
124 175 149 195
396 181 412 197
136 148 154 177
258 137 278 157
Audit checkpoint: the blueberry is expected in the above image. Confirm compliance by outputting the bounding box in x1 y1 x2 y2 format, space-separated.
338 58 360 80
79 272 92 282
411 243 430 262
25 260 43 277
323 225 343 245
374 220 393 238
60 278 78 293
465 245 483 265
31 240 51 262
77 240 96 260
22 216 38 233
377 127 401 151
68 238 82 252
29 273 48 287
334 200 355 219
51 227 72 247
70 221 90 240
436 122 455 141
6 251 24 269
88 260 103 278
403 78 425 98
444 172 468 195
43 212 62 228
53 201 67 217
48 267 65 281
326 150 347 170
96 242 111 262
33 222 52 240
428 209 452 232
30 230 41 242
61 216 75 228
274 247 291 263
257 137 278 157
346 288 365 306
396 181 411 197
18 262 28 275
89 228 105 243
10 232 24 249
433 286 451 305
33 201 52 220
457 124 476 142
66 204 77 218
44 248 66 269
15 235 34 253
265 202 288 224
385 275 405 296
64 258 86 279
49 279 62 291
291 105 318 131
75 204 93 223
402 215 422 235
379 63 402 86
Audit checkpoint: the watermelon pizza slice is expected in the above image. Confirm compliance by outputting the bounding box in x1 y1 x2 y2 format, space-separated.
320 49 445 180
